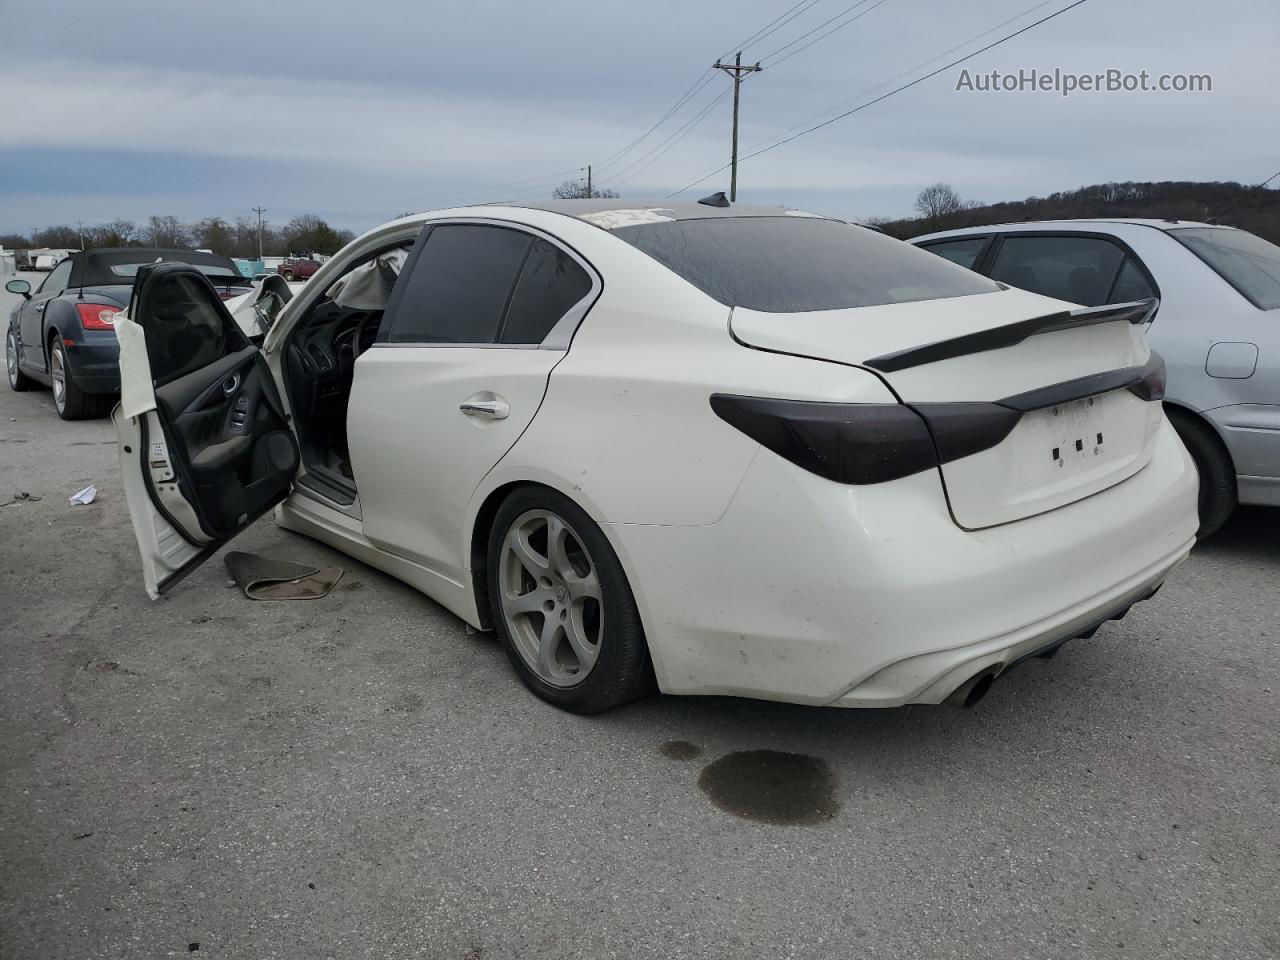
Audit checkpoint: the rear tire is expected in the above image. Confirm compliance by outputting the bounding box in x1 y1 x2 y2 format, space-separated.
6 329 33 391
486 486 653 714
281 270 295 281
1168 409 1236 538
49 338 111 420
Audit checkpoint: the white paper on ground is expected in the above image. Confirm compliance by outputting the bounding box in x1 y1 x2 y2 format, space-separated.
69 484 97 505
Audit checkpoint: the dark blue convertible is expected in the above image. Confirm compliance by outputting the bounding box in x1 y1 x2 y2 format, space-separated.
6 248 250 419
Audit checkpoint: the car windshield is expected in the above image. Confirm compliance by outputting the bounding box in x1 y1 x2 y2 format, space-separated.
1169 227 1280 310
611 216 999 312
108 261 243 280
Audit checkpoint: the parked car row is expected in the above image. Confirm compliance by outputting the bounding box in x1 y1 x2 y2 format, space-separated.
912 219 1280 535
9 202 1274 715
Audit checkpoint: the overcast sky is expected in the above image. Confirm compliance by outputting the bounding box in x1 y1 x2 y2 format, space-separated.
1 0 1276 235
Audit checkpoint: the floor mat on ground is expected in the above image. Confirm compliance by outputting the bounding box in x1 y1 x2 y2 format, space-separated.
223 550 344 600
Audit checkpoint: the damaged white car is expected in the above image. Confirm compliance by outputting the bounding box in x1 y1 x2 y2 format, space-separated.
113 200 1198 713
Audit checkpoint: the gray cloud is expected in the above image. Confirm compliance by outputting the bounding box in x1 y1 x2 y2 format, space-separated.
1 0 1275 231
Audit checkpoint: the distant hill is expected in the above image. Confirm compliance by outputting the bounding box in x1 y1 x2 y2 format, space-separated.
874 180 1280 245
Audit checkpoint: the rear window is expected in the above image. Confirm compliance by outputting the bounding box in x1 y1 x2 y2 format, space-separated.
108 261 241 280
612 216 999 312
1169 227 1280 310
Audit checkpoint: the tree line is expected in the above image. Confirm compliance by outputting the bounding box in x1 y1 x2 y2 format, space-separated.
1 214 356 259
875 180 1280 245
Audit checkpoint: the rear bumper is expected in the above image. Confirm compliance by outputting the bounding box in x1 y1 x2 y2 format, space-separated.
64 340 120 394
605 420 1199 707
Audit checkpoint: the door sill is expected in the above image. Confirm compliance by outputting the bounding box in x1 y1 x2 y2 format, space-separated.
295 470 356 506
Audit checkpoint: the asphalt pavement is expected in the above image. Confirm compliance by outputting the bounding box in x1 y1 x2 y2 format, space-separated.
2 275 1277 959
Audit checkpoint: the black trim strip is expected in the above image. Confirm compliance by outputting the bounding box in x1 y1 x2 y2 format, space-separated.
996 352 1165 411
864 299 1156 373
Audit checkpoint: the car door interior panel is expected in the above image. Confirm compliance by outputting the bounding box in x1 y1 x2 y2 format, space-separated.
134 264 299 544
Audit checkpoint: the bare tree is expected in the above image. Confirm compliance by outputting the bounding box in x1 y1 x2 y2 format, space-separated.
87 219 138 248
146 215 190 248
194 217 235 256
914 183 963 228
552 180 620 200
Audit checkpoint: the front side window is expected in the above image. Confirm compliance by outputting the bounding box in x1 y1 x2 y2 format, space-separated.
989 235 1126 307
1169 227 1280 311
39 259 73 296
386 225 532 343
498 238 594 344
141 273 245 386
613 216 998 313
919 237 990 271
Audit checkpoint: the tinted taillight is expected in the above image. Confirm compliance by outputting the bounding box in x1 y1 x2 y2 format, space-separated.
710 395 938 484
710 395 1022 485
76 303 119 330
1127 351 1166 402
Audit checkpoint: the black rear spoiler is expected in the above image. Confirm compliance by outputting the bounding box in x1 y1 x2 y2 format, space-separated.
864 299 1157 373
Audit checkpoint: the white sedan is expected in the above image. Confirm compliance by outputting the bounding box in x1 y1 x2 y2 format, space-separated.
111 199 1198 713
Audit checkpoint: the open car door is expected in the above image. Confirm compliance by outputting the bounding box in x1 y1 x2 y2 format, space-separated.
112 263 300 598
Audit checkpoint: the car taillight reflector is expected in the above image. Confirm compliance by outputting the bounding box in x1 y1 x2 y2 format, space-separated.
76 303 119 330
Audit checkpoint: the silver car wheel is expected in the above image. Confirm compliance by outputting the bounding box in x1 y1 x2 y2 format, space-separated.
50 342 66 413
498 508 604 688
5 332 17 386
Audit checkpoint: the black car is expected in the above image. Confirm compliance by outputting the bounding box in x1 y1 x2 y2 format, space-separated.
5 248 251 419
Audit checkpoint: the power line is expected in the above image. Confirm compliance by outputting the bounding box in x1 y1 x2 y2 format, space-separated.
755 0 881 66
667 0 1090 198
591 71 718 174
720 0 824 60
1208 167 1280 223
423 166 587 209
740 0 1060 161
607 87 735 189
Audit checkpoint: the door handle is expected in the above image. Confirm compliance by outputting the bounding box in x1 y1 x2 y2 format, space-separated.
459 397 510 420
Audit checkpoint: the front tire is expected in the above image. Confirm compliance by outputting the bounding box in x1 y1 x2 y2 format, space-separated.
6 329 33 391
50 338 110 420
486 487 653 713
1168 409 1236 538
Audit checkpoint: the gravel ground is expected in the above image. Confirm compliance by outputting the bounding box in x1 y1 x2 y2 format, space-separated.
2 277 1278 959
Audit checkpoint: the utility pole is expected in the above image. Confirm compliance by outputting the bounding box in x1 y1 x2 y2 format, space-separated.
252 206 267 260
713 52 762 202
586 165 592 198
76 221 85 250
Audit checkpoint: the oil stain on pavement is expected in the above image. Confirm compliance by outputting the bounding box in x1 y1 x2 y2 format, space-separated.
658 739 704 760
697 750 838 825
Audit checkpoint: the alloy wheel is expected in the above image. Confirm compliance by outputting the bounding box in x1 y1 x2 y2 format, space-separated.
50 343 66 413
498 509 604 687
5 332 17 387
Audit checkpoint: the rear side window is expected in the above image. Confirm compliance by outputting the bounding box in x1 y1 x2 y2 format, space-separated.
989 235 1126 307
612 217 997 313
919 237 990 270
499 238 594 344
1110 258 1156 303
1169 227 1280 310
386 225 532 343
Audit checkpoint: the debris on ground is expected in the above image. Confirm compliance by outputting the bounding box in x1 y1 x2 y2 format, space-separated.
68 484 97 505
223 551 344 600
1 491 42 507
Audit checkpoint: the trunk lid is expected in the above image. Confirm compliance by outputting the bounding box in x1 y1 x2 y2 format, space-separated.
730 288 1164 529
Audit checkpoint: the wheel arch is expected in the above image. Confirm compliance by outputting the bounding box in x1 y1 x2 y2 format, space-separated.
466 478 662 686
1163 400 1237 475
